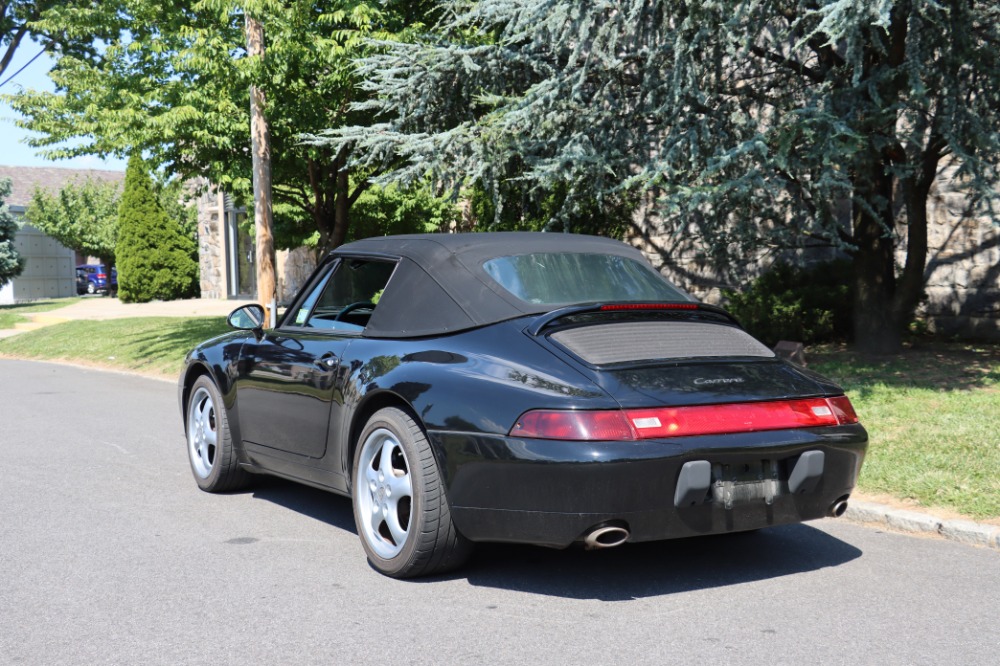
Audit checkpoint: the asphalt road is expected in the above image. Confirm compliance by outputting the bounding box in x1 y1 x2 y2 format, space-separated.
1 359 997 666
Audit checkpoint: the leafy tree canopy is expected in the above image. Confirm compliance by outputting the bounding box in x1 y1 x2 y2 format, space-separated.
1 1 122 81
4 0 443 253
323 0 1000 353
25 177 121 273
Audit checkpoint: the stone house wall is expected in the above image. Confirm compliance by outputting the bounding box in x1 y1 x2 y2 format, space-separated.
915 175 1000 338
194 184 318 304
195 186 228 300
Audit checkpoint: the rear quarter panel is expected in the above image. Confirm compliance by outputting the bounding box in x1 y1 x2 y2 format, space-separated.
331 319 617 476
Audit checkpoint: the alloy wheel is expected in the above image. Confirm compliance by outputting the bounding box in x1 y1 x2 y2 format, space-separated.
356 428 413 559
188 387 217 479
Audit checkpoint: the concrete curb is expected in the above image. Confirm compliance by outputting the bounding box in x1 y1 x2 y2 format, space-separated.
845 499 1000 550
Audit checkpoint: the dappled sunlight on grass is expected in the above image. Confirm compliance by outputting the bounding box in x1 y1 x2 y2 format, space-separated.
810 342 1000 394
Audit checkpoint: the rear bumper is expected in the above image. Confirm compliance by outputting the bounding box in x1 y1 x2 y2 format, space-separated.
429 425 867 548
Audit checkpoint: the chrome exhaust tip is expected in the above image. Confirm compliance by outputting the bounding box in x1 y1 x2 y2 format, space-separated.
829 497 849 518
583 524 630 550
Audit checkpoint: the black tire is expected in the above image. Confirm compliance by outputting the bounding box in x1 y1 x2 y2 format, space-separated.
352 407 472 578
185 375 252 492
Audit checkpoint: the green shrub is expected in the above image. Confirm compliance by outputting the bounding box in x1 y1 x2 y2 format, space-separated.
724 259 854 346
116 155 199 303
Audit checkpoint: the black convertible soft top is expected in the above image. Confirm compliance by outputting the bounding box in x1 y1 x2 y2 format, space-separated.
331 232 690 339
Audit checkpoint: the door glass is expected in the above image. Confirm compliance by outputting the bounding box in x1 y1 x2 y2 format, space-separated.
289 259 396 331
288 265 334 326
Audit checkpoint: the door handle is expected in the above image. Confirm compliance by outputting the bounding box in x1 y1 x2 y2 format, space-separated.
315 354 339 370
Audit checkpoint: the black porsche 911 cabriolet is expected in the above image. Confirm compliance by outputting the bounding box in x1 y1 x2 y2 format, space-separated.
180 232 867 578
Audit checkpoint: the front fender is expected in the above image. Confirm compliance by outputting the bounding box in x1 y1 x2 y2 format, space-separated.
178 332 250 437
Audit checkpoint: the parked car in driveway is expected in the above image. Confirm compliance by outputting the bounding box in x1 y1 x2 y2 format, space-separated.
77 264 117 294
179 232 868 578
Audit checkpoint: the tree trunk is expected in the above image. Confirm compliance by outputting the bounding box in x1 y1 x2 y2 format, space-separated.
331 166 350 250
246 14 277 327
99 254 116 298
852 157 902 355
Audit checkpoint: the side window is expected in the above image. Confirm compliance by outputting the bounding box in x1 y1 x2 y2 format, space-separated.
288 258 396 332
288 266 333 327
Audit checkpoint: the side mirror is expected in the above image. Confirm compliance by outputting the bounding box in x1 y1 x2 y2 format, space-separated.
228 304 265 331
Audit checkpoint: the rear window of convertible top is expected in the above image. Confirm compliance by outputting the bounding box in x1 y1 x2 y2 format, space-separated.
482 252 688 306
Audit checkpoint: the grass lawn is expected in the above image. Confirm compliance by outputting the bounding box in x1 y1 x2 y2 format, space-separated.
0 297 82 329
0 316 231 377
811 343 1000 520
0 312 29 329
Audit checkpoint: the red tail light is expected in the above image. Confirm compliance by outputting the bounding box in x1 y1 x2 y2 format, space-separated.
97 273 107 280
826 395 859 424
511 396 860 441
514 410 636 441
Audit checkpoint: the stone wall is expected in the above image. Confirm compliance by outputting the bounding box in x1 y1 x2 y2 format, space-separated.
195 186 227 300
276 246 318 304
916 175 1000 339
194 183 319 303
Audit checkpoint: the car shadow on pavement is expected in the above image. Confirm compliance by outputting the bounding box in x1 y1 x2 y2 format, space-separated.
456 524 861 600
244 478 861 599
249 477 358 535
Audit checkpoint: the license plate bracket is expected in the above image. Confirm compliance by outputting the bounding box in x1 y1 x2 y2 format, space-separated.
711 460 781 509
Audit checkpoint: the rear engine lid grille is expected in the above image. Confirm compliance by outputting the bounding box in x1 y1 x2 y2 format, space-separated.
549 321 774 366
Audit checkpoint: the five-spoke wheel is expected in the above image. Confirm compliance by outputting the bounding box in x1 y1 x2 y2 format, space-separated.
355 427 414 559
187 386 217 480
352 408 471 578
185 375 251 492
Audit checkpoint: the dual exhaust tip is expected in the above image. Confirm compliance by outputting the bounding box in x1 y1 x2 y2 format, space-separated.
583 496 849 549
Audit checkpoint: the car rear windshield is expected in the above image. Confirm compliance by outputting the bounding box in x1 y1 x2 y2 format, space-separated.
482 252 688 305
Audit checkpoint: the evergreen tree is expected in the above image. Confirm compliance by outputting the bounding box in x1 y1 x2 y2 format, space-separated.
325 0 1000 354
116 154 199 303
0 179 25 289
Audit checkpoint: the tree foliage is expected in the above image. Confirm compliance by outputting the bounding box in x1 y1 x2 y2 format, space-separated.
116 154 199 303
0 179 25 289
349 183 461 240
5 0 442 254
0 1 121 81
323 0 1000 353
25 177 121 282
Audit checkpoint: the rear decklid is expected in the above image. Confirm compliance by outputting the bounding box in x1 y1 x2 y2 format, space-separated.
528 303 841 408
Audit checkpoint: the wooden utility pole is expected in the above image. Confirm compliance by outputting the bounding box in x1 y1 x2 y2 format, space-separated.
245 13 277 327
